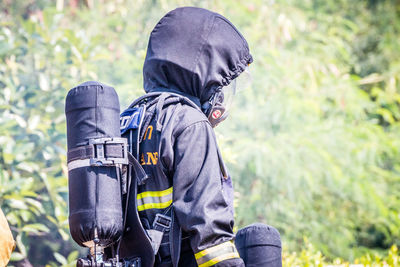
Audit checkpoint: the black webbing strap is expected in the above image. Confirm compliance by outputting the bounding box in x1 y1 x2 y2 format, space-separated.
67 137 129 171
67 143 123 163
127 152 148 185
147 213 172 255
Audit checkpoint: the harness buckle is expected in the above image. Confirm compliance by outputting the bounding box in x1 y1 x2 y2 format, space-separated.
153 213 171 232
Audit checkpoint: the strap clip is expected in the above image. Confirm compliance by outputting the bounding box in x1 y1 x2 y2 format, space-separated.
89 137 128 166
153 213 171 232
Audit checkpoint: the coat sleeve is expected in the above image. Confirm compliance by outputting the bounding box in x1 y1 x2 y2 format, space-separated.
172 121 244 267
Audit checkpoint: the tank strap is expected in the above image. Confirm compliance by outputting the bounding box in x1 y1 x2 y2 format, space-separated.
127 152 148 185
67 136 148 185
67 141 124 162
67 137 128 171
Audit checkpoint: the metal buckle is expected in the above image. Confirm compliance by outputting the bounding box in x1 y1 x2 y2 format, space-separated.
153 214 171 231
89 137 128 166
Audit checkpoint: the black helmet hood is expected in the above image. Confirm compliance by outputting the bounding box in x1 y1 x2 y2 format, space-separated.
143 7 253 105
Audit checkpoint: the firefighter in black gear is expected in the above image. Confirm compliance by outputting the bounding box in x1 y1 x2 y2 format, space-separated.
119 7 253 266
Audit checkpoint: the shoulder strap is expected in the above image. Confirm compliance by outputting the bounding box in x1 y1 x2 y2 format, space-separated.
127 91 203 143
128 91 202 112
146 212 172 255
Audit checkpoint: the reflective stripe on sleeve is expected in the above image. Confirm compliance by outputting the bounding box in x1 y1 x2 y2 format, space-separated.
195 241 241 267
137 187 173 212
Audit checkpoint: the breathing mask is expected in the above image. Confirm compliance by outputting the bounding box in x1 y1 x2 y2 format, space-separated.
202 67 251 127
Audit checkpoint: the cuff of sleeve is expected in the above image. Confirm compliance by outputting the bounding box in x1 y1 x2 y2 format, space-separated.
195 241 243 267
213 258 245 267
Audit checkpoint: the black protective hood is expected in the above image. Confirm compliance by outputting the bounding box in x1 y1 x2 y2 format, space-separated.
143 7 253 104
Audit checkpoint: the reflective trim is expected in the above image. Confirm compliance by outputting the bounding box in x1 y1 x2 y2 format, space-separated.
195 241 240 267
67 159 91 171
137 187 172 199
137 187 173 212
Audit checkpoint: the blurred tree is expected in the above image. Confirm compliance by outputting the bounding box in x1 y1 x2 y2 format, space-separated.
0 0 399 265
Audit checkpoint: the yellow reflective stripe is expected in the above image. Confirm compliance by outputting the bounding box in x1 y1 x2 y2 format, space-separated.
195 241 241 267
195 241 233 259
137 187 173 199
136 187 173 212
198 252 241 267
137 199 172 212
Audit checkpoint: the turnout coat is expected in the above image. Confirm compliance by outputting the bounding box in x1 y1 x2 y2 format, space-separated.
119 7 253 267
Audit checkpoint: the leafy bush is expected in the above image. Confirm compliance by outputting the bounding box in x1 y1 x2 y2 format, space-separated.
283 241 399 266
0 0 399 265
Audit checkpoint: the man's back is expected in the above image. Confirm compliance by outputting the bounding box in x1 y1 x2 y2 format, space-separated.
121 6 253 266
119 94 240 266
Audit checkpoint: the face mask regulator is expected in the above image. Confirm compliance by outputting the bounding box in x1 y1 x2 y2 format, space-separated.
202 66 251 128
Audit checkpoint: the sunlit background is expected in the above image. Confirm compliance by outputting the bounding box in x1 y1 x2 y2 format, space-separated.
1 0 400 266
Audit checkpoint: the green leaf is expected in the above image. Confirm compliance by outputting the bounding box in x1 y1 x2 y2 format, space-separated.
54 252 68 265
16 234 26 257
10 252 25 262
22 223 50 234
67 251 79 263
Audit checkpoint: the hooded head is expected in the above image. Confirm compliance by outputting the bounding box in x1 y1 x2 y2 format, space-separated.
143 7 253 107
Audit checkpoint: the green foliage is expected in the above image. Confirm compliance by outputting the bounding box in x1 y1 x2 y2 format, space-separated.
0 0 399 265
217 0 400 260
0 4 86 265
283 242 400 266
